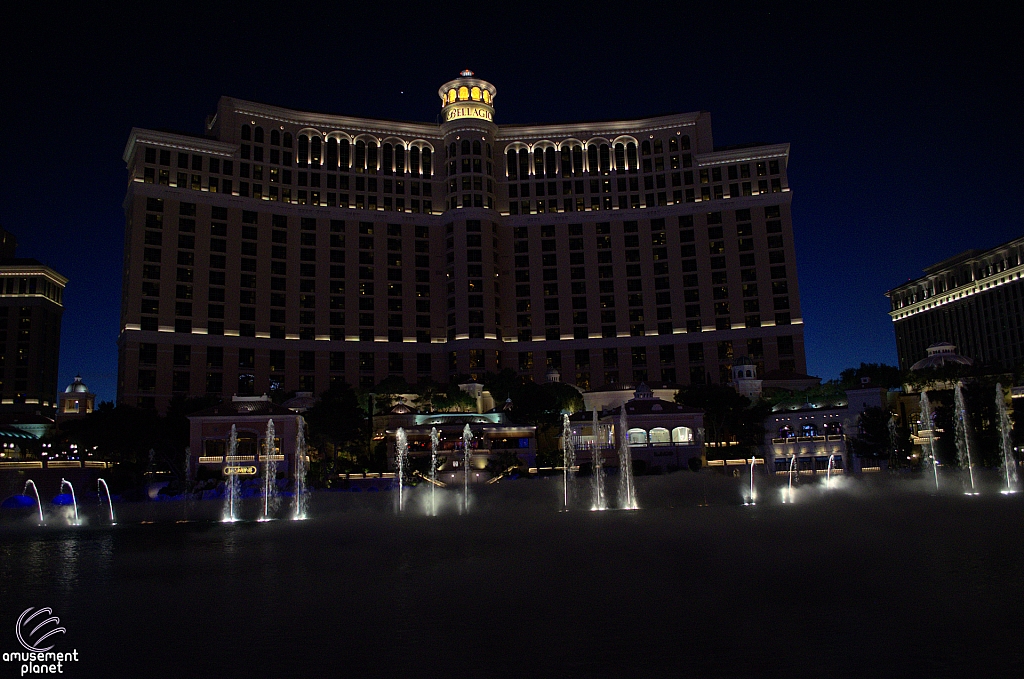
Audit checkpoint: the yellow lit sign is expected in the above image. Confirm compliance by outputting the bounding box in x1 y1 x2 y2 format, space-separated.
223 465 258 476
445 104 493 122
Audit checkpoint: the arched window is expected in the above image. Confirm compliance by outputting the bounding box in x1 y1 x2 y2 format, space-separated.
627 428 648 446
518 149 529 178
298 135 309 166
241 125 251 141
395 146 405 174
461 140 470 156
626 143 638 170
561 148 571 176
669 137 678 152
270 129 280 146
421 148 431 175
507 149 518 179
671 426 693 443
254 127 264 144
486 143 492 158
381 144 394 174
778 425 794 438
650 427 671 444
641 140 651 155
326 138 338 168
471 86 481 101
800 423 818 437
366 142 377 171
409 147 420 177
283 132 292 148
614 144 626 172
653 139 662 154
339 139 350 169
599 144 610 173
587 145 599 173
354 141 366 171
680 135 690 150
449 142 456 158
472 140 481 155
458 86 469 100
545 147 557 177
572 147 583 175
310 136 322 165
534 149 544 178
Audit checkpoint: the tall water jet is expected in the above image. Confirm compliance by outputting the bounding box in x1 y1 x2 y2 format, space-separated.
293 416 308 520
920 392 939 490
430 427 439 516
23 480 43 523
462 423 472 513
954 381 977 494
262 419 278 520
826 454 836 489
97 479 115 524
746 457 757 505
787 454 798 502
887 415 899 470
395 427 408 513
590 409 606 511
61 479 78 524
561 413 576 511
224 425 240 522
617 408 637 510
997 383 1019 493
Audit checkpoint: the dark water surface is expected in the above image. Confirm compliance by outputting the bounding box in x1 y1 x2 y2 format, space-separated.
1 473 1022 678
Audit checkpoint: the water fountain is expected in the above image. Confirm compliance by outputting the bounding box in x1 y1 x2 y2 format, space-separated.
826 454 836 490
430 427 439 516
617 408 638 510
954 381 977 495
97 479 115 524
920 392 939 490
61 479 79 524
24 480 43 523
745 458 757 505
591 409 606 511
223 425 240 522
293 416 308 520
395 427 408 513
561 413 576 511
997 383 1019 494
262 419 278 520
785 455 798 502
462 424 472 513
887 415 899 470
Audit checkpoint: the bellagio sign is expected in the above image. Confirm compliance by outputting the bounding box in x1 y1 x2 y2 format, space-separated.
445 105 493 122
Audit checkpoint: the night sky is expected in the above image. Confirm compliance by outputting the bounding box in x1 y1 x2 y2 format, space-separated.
2 4 1020 404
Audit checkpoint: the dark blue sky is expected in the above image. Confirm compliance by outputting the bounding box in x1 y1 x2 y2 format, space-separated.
2 3 1020 403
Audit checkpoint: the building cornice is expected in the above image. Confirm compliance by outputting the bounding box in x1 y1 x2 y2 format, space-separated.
0 265 68 286
494 112 703 141
123 128 237 164
888 264 1024 322
223 97 443 140
696 143 790 166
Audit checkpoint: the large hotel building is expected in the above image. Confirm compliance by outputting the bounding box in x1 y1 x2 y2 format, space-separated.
119 71 805 411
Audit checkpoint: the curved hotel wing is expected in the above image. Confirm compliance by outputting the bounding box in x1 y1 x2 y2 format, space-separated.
118 72 805 410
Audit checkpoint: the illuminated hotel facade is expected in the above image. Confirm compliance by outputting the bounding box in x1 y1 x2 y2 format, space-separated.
887 236 1024 371
118 71 805 411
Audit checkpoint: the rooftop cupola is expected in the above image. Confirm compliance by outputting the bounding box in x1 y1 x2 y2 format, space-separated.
438 70 496 126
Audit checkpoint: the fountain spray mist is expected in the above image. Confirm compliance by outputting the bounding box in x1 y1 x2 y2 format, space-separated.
293 416 308 520
262 419 278 520
997 383 1019 493
562 413 576 511
462 424 472 513
395 427 408 513
617 408 637 510
920 392 939 490
954 381 977 494
224 425 239 522
61 479 78 524
23 480 43 523
591 409 606 511
430 427 439 516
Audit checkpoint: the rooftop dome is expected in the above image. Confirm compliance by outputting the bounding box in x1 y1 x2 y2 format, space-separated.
910 342 974 371
64 375 90 393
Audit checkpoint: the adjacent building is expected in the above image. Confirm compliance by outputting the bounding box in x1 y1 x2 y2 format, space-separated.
887 236 1024 371
119 71 806 412
0 227 67 415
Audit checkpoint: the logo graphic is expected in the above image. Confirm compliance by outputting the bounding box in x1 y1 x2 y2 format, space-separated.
16 608 65 652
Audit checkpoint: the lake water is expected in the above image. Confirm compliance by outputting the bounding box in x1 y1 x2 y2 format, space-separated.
2 472 1021 678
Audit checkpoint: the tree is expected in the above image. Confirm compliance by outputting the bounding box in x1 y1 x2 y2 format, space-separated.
838 363 904 390
304 382 368 470
675 384 754 451
848 406 892 459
